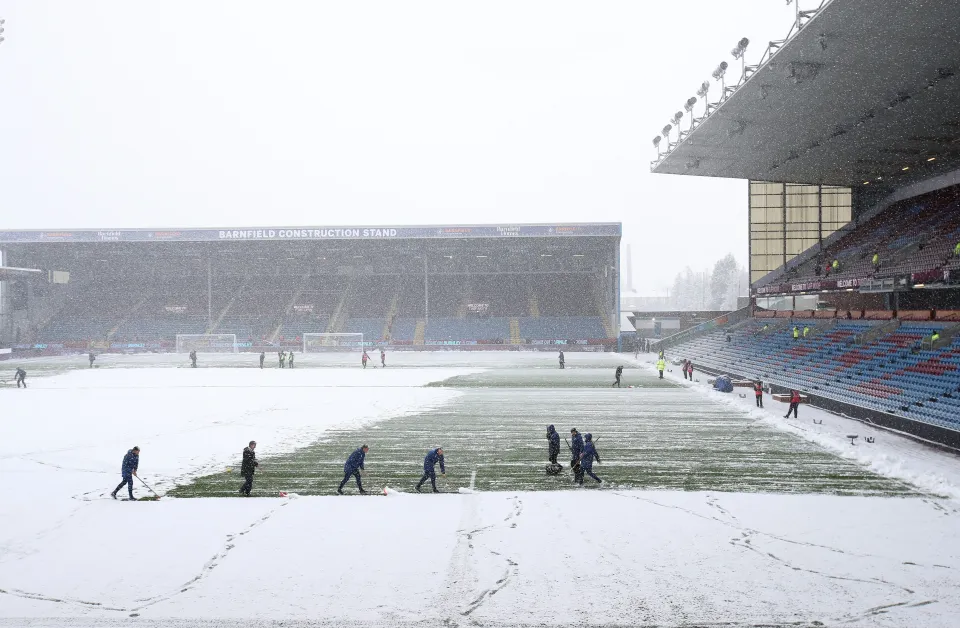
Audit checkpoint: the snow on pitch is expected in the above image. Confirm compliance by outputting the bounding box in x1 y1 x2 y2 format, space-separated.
0 353 959 627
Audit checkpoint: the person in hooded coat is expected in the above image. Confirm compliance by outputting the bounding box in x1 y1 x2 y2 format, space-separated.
546 425 560 465
578 433 602 485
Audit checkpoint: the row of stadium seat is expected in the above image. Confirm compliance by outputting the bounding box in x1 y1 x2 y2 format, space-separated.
669 316 960 431
782 190 960 286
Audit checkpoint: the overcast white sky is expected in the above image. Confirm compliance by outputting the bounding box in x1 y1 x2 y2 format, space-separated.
0 1 794 293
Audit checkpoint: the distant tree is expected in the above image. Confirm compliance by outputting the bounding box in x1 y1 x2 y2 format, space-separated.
670 254 746 311
709 254 740 310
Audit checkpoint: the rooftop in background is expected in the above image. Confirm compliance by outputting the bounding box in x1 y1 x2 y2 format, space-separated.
0 223 620 244
651 0 960 187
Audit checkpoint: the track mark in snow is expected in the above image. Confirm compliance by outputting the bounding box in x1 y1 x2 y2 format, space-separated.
460 557 519 617
729 529 916 595
0 586 126 612
614 491 915 564
0 500 295 614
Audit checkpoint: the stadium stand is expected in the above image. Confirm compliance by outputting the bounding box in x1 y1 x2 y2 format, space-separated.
667 312 960 435
2 224 620 351
783 189 960 286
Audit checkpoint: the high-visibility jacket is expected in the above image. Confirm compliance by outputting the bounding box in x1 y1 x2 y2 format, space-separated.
793 327 799 338
803 326 810 337
656 359 665 371
955 242 960 256
872 254 879 265
832 260 839 270
932 333 940 343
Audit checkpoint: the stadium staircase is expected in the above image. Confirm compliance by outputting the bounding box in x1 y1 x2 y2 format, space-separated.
856 319 900 345
413 319 426 345
107 296 149 340
456 279 472 319
525 277 540 317
325 281 356 335
382 288 400 341
206 281 247 334
594 291 615 338
269 273 311 343
509 318 522 344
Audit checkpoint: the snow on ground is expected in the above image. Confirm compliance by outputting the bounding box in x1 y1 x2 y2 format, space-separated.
1 491 958 627
631 353 960 500
2 352 960 627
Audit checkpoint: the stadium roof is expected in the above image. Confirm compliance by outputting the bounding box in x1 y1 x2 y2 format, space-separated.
651 0 960 187
0 223 620 244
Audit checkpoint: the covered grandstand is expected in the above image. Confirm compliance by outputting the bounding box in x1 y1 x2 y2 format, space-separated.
0 223 621 354
651 0 960 446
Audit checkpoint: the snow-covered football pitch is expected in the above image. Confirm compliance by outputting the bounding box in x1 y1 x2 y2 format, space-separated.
2 351 959 627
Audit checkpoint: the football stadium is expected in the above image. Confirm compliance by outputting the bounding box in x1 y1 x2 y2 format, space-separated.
3 2 960 627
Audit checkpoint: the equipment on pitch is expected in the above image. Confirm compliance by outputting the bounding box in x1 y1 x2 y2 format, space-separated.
545 463 563 475
302 332 365 353
175 334 238 354
137 477 161 499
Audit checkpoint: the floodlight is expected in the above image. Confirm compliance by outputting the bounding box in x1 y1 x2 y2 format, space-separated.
661 124 672 139
731 38 750 60
683 97 697 113
711 61 728 81
652 136 661 147
696 81 710 99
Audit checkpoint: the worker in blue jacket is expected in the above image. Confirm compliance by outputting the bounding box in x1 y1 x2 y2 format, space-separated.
579 434 602 485
570 428 584 484
338 445 369 495
416 447 445 493
546 425 560 465
111 446 140 500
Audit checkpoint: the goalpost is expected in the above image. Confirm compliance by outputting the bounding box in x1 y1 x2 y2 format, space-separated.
175 334 238 354
303 333 365 353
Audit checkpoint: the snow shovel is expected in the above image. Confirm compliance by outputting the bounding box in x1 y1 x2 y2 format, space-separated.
137 477 162 500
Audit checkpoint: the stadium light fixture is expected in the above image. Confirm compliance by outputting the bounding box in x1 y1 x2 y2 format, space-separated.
683 97 697 130
927 157 936 162
573 254 585 257
711 61 728 92
476 255 487 258
662 124 673 145
0 18 5 45
696 81 710 115
731 37 750 78
653 135 662 157
902 166 910 171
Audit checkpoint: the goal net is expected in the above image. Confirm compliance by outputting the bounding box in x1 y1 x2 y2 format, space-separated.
303 333 365 353
175 334 238 353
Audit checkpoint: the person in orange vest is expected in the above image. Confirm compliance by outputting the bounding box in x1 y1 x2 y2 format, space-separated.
754 381 763 408
685 360 694 380
783 389 801 419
